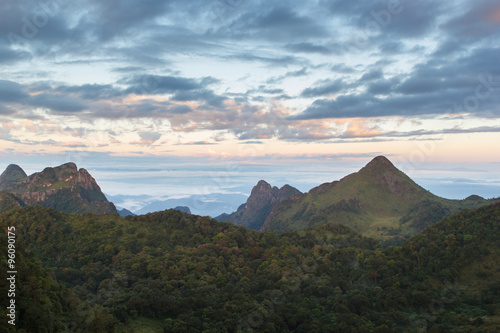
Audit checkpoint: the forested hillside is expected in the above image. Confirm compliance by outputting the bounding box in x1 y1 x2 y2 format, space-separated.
1 202 499 332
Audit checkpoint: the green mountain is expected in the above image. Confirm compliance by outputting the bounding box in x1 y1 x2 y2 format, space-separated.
261 156 497 243
216 180 301 230
0 164 28 191
0 162 117 215
1 202 499 332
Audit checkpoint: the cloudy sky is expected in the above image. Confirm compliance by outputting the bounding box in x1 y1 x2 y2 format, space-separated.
1 0 500 211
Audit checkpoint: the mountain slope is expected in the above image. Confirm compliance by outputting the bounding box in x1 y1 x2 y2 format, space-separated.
262 156 497 241
216 180 301 230
0 163 116 214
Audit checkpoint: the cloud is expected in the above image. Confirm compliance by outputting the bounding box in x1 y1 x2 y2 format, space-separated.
131 131 162 146
29 93 87 113
443 0 500 42
1 0 500 151
123 75 206 95
285 42 332 54
178 141 218 145
172 90 226 108
301 79 344 98
169 104 193 114
223 6 329 41
266 67 309 84
0 104 16 115
56 83 123 100
81 0 171 41
0 40 31 64
0 80 30 102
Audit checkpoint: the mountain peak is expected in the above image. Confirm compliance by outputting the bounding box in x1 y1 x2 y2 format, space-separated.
0 164 28 191
255 180 272 189
5 164 27 175
217 180 301 230
0 162 116 215
59 162 78 172
361 155 396 171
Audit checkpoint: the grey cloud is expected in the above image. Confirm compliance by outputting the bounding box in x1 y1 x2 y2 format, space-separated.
285 42 332 54
0 42 31 64
293 83 500 119
396 77 443 95
378 41 405 54
0 104 16 115
0 80 30 102
177 141 218 146
57 83 123 100
169 105 193 114
173 90 226 108
360 69 383 81
362 0 446 38
123 75 205 95
224 6 328 41
266 67 309 84
226 53 306 66
139 131 161 142
301 79 344 98
442 0 500 43
121 102 193 117
29 93 87 112
367 78 399 95
111 66 146 73
328 0 445 39
331 63 356 74
83 0 171 41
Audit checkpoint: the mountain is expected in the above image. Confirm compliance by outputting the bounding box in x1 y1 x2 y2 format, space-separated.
0 163 117 215
216 180 301 230
174 205 191 214
261 156 497 242
0 164 28 191
117 208 136 217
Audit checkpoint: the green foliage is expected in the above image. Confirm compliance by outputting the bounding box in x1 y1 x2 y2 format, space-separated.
1 202 499 332
0 232 117 332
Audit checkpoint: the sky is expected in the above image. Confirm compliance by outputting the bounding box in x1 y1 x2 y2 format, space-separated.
1 0 500 213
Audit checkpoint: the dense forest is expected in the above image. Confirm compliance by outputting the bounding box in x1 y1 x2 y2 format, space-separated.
1 202 499 332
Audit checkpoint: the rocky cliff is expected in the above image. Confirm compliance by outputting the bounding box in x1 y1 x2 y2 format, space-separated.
0 163 117 214
216 180 301 230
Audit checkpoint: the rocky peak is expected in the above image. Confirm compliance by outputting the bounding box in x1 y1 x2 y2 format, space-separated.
254 180 272 191
0 162 116 215
216 180 301 230
247 180 300 211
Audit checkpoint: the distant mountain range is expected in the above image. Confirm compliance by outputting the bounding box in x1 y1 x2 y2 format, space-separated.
1 157 497 235
130 193 248 217
0 163 117 215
